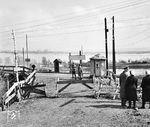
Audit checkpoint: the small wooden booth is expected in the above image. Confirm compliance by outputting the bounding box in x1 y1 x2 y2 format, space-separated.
90 54 106 77
53 59 62 73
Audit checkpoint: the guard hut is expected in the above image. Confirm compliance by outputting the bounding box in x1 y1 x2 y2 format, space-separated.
53 59 62 73
90 54 106 77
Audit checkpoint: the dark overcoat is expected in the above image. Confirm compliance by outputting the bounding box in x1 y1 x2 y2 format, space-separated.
119 71 128 99
72 64 76 74
125 75 138 101
141 75 150 101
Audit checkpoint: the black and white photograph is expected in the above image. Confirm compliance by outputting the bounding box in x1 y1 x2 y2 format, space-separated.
0 0 150 126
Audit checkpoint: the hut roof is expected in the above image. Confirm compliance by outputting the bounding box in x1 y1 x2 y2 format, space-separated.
90 54 106 60
53 59 62 63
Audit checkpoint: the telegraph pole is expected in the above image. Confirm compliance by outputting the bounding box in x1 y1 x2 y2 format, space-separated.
69 52 71 73
22 48 25 66
12 30 19 82
26 34 29 67
79 50 82 65
81 45 83 54
104 18 109 75
12 30 22 101
112 16 116 74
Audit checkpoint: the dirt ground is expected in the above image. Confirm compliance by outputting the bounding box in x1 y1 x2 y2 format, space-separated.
1 73 150 127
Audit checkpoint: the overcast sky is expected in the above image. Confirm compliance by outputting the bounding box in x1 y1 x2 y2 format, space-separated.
0 0 150 52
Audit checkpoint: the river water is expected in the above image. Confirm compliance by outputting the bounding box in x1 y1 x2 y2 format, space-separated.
0 52 150 75
1 52 150 63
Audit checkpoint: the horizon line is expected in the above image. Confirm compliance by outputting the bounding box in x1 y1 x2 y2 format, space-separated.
1 50 150 54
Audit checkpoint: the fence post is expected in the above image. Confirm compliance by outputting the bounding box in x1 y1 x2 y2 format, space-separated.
6 78 9 108
1 97 4 111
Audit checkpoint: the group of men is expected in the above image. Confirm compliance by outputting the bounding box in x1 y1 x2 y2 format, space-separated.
71 62 150 110
71 62 83 80
117 66 150 109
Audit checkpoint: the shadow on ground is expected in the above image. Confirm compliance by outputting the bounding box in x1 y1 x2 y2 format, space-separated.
74 99 120 104
56 93 96 99
86 104 121 109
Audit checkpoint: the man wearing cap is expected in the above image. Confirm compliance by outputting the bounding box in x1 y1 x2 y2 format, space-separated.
125 71 138 110
141 71 150 109
119 66 129 108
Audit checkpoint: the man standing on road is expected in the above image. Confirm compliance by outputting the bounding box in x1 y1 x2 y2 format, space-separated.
119 66 129 108
71 62 76 79
110 66 129 108
140 70 150 109
125 71 138 110
78 64 83 80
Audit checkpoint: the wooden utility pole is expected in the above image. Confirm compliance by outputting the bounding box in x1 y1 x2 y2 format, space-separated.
22 48 25 66
26 34 29 67
69 52 71 73
79 50 82 65
12 30 19 82
112 16 116 74
104 18 109 75
81 45 83 54
12 30 21 101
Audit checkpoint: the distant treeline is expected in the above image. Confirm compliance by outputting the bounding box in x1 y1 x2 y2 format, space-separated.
0 50 68 54
82 60 150 69
109 63 150 69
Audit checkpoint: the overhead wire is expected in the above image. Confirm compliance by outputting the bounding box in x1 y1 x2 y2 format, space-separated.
0 0 143 28
0 0 150 45
122 34 150 47
14 22 103 34
100 0 150 15
13 20 150 37
116 26 150 49
118 27 150 41
0 0 149 34
0 28 103 41
116 16 150 22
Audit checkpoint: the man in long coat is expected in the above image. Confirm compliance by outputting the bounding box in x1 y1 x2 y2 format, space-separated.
141 71 150 108
119 66 129 108
71 62 76 79
78 64 83 80
125 71 138 109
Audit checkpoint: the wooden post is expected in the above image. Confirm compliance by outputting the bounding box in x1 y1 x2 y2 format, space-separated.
26 34 29 67
79 50 82 65
1 97 4 111
12 30 19 82
55 78 59 94
6 78 9 108
104 18 109 76
55 82 58 94
69 53 71 73
22 48 25 66
112 16 116 74
12 30 21 101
